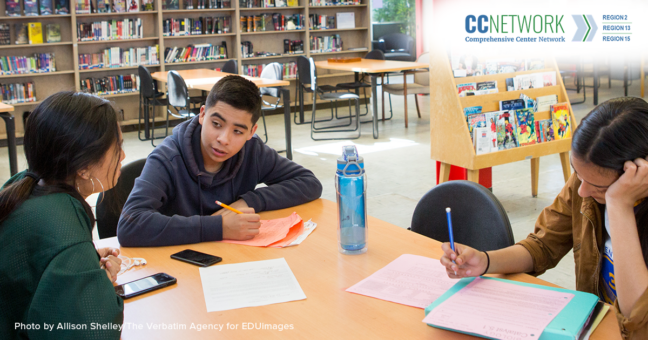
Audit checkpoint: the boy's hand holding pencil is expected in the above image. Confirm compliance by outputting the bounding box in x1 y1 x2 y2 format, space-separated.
216 200 261 241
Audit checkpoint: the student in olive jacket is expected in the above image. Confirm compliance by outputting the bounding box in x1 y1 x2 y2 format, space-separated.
0 92 125 339
441 97 648 340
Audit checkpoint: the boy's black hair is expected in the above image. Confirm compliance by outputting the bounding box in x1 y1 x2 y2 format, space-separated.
205 75 262 125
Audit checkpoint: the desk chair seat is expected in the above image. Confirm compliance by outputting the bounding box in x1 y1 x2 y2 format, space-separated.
410 180 514 252
381 82 428 95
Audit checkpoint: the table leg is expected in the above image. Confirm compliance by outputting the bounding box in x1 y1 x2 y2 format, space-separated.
559 151 571 182
467 169 480 183
371 75 379 139
438 162 451 184
531 158 540 197
354 73 360 96
0 112 17 176
282 88 293 160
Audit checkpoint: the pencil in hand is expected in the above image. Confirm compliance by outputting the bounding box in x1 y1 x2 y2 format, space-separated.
215 200 244 214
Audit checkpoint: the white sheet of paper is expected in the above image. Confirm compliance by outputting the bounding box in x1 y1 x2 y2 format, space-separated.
286 220 317 247
199 258 306 312
423 277 575 340
346 254 458 308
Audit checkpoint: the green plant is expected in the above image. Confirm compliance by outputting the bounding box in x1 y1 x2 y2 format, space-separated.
372 0 416 35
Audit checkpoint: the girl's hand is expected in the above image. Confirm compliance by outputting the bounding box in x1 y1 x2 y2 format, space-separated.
440 242 488 279
606 157 648 207
101 255 122 283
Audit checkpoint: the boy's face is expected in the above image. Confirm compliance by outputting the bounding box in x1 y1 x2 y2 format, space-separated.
199 101 258 169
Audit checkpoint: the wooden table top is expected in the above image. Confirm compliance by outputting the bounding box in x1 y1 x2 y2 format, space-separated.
315 59 429 73
95 199 620 339
0 102 14 113
151 69 290 92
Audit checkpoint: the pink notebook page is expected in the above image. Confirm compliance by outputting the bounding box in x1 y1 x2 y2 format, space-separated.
422 277 575 340
346 254 458 308
222 212 303 247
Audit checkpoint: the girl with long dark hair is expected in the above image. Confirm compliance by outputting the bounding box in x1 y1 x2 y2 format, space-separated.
0 91 125 339
440 97 648 339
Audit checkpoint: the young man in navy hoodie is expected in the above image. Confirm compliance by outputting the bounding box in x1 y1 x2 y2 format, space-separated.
117 75 323 247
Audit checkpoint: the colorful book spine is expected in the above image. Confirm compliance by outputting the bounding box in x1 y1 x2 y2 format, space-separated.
0 53 57 75
0 82 37 104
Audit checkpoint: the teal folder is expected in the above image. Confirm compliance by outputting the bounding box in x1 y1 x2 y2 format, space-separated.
424 277 600 340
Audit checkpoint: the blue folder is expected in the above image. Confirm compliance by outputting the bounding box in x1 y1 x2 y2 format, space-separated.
424 277 600 340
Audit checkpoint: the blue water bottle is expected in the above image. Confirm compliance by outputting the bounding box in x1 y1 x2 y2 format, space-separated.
336 145 368 255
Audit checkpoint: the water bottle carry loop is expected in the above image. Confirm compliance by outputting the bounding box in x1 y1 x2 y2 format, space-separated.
342 161 363 177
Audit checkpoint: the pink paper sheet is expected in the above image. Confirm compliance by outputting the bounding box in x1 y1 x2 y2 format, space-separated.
221 212 303 247
422 277 575 340
346 254 458 308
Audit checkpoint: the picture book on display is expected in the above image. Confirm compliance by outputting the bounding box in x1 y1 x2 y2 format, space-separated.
499 99 525 111
142 0 153 10
496 111 518 150
551 103 572 140
473 127 491 155
97 0 111 12
484 111 499 152
466 113 487 144
513 71 557 91
525 58 545 70
15 23 28 45
128 0 139 12
5 0 21 16
28 23 43 44
113 0 126 12
46 24 61 43
164 0 179 9
24 0 40 15
40 0 54 14
475 81 497 93
536 119 555 143
0 24 10 45
515 108 536 147
537 94 558 112
55 0 70 14
463 106 482 115
457 82 476 96
520 93 536 111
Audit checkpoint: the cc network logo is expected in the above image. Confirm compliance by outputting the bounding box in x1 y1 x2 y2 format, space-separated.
465 15 489 33
572 15 597 42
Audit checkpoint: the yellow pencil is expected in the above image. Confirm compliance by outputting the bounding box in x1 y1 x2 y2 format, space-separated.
215 200 243 214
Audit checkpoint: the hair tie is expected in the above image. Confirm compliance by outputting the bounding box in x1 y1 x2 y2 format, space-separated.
24 172 41 182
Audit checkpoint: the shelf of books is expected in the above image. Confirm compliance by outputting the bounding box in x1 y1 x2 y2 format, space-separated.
0 0 370 137
430 47 575 196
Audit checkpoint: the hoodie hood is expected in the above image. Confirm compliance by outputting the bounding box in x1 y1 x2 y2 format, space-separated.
169 116 246 188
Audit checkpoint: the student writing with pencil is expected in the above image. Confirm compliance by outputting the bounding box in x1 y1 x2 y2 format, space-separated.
440 98 648 340
117 76 322 247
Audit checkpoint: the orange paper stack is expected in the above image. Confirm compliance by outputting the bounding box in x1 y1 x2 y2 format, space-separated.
222 212 305 248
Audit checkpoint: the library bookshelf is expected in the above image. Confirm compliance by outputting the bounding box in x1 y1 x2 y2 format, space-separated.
0 0 370 138
429 49 576 196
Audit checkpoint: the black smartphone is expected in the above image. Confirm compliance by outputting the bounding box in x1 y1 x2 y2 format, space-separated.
114 273 177 299
170 249 222 267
